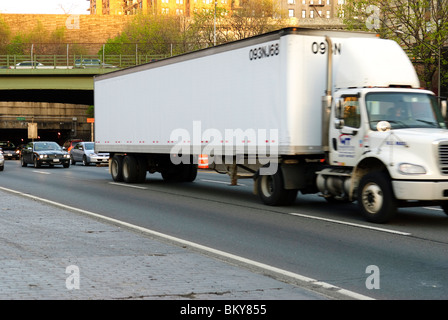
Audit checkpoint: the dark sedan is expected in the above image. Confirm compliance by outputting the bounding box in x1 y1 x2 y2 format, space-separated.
21 141 70 168
0 141 20 160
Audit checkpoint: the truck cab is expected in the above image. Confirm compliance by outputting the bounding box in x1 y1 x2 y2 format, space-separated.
326 88 448 223
314 35 448 223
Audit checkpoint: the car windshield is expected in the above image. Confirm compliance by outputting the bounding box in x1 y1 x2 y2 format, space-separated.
84 142 94 150
366 92 446 130
34 142 61 151
0 142 15 149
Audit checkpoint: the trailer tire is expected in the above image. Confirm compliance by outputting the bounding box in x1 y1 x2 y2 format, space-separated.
181 164 197 182
123 155 138 183
135 156 147 183
358 172 397 223
111 155 124 182
257 170 298 206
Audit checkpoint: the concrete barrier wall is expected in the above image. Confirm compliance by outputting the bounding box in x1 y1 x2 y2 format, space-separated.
0 14 132 51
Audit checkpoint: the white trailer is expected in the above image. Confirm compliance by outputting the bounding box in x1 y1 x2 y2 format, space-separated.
95 28 448 223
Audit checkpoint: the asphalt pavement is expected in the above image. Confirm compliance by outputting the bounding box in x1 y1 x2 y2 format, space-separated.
0 187 328 301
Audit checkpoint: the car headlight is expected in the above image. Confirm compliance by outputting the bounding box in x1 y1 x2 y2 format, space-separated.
39 154 47 159
65 154 70 158
398 163 427 175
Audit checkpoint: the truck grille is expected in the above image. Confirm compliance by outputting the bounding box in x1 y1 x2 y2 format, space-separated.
438 143 448 174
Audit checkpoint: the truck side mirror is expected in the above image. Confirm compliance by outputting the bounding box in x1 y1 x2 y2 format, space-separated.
441 100 447 118
335 100 343 119
334 118 345 129
334 100 344 129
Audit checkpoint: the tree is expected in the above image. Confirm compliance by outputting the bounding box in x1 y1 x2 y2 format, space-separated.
5 21 67 55
343 0 448 94
0 17 11 54
103 14 184 57
228 0 286 40
187 0 287 47
187 5 233 48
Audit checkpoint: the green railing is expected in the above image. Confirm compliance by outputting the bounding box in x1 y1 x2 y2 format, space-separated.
0 54 170 69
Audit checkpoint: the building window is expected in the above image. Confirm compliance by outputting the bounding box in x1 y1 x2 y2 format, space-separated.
288 0 296 4
302 10 306 18
326 10 331 19
289 9 295 17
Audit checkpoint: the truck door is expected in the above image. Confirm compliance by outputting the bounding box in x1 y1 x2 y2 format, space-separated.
329 94 366 167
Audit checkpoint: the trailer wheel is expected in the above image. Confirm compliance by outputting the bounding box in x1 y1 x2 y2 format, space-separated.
122 155 147 183
358 172 397 223
111 155 124 182
257 170 297 206
123 155 138 183
181 164 197 182
135 156 147 183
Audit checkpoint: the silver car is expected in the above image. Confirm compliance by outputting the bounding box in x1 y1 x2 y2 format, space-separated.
70 141 109 166
0 150 4 171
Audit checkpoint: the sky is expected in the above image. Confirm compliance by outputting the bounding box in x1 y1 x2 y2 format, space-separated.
0 0 90 14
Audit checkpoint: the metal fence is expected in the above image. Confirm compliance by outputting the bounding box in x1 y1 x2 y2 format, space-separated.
0 53 170 69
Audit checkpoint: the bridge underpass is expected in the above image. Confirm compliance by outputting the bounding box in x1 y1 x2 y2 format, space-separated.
0 68 114 146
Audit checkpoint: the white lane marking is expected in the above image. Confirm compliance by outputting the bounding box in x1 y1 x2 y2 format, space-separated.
0 185 373 300
200 179 246 186
423 207 443 211
32 170 51 175
289 212 411 236
108 182 148 190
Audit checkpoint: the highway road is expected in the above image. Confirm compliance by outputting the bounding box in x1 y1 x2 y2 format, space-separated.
1 159 448 300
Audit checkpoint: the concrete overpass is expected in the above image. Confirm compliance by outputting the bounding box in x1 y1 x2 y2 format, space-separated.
0 67 117 145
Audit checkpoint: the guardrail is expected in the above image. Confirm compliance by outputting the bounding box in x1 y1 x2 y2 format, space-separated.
0 54 169 69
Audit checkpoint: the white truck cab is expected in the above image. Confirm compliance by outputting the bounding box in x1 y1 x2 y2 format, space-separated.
317 36 448 222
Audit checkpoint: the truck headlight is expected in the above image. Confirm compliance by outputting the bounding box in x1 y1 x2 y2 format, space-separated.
398 163 426 175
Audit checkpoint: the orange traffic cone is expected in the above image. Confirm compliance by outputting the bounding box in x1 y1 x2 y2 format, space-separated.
198 154 208 169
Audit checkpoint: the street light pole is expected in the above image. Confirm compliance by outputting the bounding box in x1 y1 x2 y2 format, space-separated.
214 1 217 46
439 46 441 98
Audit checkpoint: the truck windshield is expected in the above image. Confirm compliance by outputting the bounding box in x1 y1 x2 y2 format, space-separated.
366 92 446 130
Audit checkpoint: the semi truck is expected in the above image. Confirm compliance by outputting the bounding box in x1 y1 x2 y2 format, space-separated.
94 28 448 223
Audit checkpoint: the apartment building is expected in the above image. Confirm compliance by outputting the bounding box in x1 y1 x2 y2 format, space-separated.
88 0 345 25
89 0 235 16
279 0 345 20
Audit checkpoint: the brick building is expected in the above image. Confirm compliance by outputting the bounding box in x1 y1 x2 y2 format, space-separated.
279 0 344 20
89 0 235 16
89 0 344 21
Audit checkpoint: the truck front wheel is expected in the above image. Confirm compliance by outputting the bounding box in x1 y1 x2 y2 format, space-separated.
257 170 298 206
111 155 124 182
358 172 397 223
